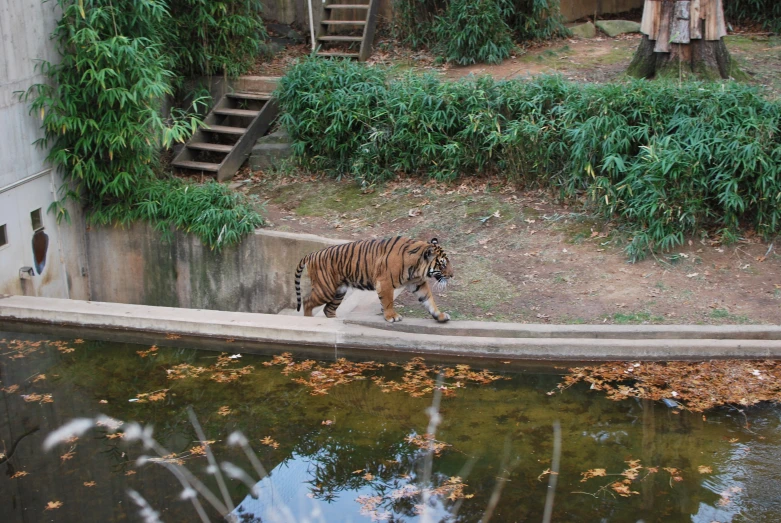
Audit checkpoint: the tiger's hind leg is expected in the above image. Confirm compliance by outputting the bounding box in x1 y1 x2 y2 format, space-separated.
407 281 450 323
303 292 328 317
303 280 336 317
322 284 349 318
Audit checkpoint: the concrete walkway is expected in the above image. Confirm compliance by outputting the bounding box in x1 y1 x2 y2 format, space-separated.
2 295 781 361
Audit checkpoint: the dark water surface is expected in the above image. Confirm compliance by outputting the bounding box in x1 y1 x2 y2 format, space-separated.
1 331 780 523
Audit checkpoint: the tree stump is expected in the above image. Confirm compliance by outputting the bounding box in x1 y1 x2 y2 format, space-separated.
628 0 745 80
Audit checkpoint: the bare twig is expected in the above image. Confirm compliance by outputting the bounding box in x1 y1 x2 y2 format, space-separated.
542 420 562 523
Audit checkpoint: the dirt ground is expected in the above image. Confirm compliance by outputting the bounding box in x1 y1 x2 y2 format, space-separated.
239 28 781 326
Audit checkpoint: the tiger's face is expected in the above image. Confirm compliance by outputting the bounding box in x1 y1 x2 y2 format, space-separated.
424 238 453 290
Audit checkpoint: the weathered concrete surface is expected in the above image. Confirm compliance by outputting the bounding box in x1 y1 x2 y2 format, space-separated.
85 224 345 314
347 316 781 340
0 0 91 302
0 0 61 189
560 0 644 23
596 20 641 37
259 0 642 35
3 296 781 361
183 76 279 103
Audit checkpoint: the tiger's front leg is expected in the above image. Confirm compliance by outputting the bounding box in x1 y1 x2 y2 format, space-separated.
376 278 402 323
408 281 450 323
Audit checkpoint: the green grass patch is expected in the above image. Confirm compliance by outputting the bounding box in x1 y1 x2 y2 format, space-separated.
709 309 751 323
612 312 665 324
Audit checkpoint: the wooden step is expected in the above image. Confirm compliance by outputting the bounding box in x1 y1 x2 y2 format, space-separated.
172 160 220 172
322 20 367 25
326 4 370 9
316 51 360 59
318 35 363 42
214 108 260 118
203 125 246 135
227 92 272 101
186 143 234 153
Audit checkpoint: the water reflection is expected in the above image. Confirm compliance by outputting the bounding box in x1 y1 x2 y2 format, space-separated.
1 332 780 522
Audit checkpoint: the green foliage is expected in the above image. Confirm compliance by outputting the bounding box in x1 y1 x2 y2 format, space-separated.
278 59 781 260
20 0 265 248
20 0 202 203
393 0 567 59
90 177 265 249
393 0 444 48
724 0 781 33
165 0 269 77
433 0 514 65
499 0 569 41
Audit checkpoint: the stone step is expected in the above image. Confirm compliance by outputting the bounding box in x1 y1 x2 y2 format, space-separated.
214 108 261 118
187 143 234 153
326 4 370 9
316 51 361 59
171 160 220 172
203 124 247 135
318 35 363 42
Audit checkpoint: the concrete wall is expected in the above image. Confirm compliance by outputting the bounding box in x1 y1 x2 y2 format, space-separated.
86 224 345 314
0 0 61 189
262 0 643 29
560 0 644 22
0 0 91 301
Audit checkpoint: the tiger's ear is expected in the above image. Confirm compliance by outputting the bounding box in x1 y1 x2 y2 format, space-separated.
430 238 438 245
424 244 437 260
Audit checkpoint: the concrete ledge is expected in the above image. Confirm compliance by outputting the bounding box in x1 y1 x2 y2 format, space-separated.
3 295 781 361
346 316 781 340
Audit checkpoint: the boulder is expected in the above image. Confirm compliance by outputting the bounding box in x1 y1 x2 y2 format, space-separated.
250 128 292 171
595 20 641 38
569 22 596 39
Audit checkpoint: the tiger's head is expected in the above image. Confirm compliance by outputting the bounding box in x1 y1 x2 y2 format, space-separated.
423 238 453 290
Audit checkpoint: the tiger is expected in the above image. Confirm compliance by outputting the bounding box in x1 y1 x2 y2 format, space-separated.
294 236 453 323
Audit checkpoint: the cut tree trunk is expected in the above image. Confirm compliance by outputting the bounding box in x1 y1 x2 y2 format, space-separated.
627 32 740 80
628 0 745 80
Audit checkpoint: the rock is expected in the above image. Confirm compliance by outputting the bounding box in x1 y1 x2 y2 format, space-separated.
257 128 289 145
250 128 292 171
268 38 287 55
595 20 641 38
569 22 596 39
286 28 304 43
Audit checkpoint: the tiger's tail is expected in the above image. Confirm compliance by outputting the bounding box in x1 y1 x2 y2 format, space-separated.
295 255 308 312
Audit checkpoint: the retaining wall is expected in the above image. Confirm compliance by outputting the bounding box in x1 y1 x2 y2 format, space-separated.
262 0 644 27
86 224 344 314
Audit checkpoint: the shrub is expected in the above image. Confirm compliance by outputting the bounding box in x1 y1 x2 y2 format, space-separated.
91 178 265 249
20 0 265 249
499 0 569 41
433 0 514 65
165 0 269 78
277 59 781 260
20 0 200 205
393 0 567 58
724 0 781 33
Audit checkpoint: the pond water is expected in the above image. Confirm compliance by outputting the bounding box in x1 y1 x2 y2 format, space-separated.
1 331 780 523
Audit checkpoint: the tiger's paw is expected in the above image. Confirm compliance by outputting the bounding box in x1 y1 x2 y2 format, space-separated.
434 312 451 323
384 313 403 323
